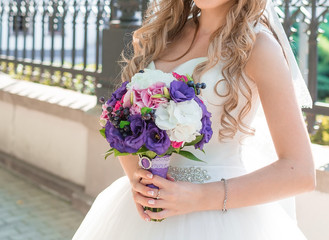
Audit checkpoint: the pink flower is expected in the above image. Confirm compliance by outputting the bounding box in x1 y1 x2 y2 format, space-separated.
122 89 133 108
171 141 183 148
114 101 122 111
100 110 109 120
172 72 188 82
123 82 169 114
99 104 110 127
139 82 168 109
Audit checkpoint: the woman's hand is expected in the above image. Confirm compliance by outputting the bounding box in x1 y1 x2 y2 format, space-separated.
134 172 203 221
130 168 156 222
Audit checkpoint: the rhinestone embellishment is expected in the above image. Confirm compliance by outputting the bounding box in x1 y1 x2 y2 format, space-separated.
168 166 211 183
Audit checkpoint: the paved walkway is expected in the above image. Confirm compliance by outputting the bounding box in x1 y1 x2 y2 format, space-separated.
0 167 85 240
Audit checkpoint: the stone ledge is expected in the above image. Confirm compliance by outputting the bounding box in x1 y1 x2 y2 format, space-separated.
316 170 329 194
0 72 98 129
0 150 94 213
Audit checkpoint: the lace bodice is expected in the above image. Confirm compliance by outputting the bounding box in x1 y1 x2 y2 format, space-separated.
145 22 274 172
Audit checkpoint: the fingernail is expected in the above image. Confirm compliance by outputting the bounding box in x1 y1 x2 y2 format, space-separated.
148 199 155 205
147 191 154 196
145 218 150 222
147 173 153 179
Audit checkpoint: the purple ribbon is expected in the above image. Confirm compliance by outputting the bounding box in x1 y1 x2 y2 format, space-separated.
140 155 171 189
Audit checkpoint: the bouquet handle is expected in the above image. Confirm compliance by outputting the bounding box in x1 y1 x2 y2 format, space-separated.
138 155 171 222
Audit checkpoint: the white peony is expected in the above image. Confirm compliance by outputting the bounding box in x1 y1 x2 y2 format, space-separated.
155 99 203 143
167 124 201 143
173 100 203 130
155 101 178 130
127 69 175 90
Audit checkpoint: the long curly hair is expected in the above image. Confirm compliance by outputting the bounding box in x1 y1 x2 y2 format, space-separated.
120 0 275 142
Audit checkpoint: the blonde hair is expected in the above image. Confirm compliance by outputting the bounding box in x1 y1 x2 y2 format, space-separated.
120 0 271 142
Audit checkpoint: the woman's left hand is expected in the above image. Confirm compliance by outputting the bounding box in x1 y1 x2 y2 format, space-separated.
137 173 203 220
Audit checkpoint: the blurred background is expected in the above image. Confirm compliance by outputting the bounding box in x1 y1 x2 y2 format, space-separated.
0 0 328 239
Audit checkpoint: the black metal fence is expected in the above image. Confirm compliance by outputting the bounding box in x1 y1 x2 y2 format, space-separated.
0 0 329 131
0 0 115 94
0 0 146 95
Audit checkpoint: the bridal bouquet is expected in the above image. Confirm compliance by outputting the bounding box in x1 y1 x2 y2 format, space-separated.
99 68 213 221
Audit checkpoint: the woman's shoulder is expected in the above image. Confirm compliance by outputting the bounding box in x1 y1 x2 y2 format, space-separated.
245 22 288 84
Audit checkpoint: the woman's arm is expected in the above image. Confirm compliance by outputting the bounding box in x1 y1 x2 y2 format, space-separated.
199 31 316 211
118 155 140 182
118 155 157 221
139 31 316 220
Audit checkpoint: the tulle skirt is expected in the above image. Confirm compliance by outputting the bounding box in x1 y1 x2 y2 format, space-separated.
72 175 307 240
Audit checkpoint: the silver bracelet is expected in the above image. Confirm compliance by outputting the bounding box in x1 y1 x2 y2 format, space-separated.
220 178 228 213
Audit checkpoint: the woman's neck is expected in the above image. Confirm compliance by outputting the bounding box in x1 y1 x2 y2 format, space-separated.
198 2 236 36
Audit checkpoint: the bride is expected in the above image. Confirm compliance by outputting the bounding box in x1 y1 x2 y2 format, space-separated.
72 0 315 239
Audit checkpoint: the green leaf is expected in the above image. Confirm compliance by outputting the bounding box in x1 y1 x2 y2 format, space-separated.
106 148 114 153
99 128 106 138
184 134 204 146
141 107 153 115
160 146 176 156
104 151 113 159
163 87 170 99
136 146 148 154
186 74 193 82
151 94 164 99
104 148 114 160
130 91 134 105
120 121 130 129
177 150 205 162
143 151 157 159
113 149 130 157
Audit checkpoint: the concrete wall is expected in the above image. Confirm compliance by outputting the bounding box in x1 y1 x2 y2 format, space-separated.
0 73 124 197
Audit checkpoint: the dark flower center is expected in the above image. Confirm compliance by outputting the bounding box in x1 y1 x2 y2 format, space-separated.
155 133 160 140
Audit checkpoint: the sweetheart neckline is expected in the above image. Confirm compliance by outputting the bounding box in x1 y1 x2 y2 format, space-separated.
150 57 208 73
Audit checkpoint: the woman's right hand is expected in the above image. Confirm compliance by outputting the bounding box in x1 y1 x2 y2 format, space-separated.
131 168 155 222
130 168 175 222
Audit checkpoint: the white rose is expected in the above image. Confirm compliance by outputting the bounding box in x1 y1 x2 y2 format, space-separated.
155 101 178 130
167 124 201 143
127 69 175 89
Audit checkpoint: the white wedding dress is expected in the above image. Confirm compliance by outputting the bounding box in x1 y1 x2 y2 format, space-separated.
72 22 308 240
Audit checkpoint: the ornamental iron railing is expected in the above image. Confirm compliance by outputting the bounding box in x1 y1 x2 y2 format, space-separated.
273 0 329 131
0 0 145 95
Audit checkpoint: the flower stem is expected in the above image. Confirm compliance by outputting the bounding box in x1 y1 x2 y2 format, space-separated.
144 206 165 222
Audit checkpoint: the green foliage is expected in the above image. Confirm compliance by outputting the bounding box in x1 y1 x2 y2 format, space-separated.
318 34 329 101
291 21 329 102
310 115 329 145
0 62 96 95
141 107 153 115
119 121 130 129
176 150 205 162
99 128 106 138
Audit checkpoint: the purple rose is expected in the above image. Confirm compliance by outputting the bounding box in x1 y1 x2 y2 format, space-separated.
105 122 126 153
145 122 171 155
105 121 138 153
195 116 213 150
107 81 129 107
169 80 195 103
124 115 146 152
194 97 213 150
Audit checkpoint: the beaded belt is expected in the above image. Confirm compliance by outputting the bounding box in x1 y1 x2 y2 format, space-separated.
168 166 212 183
